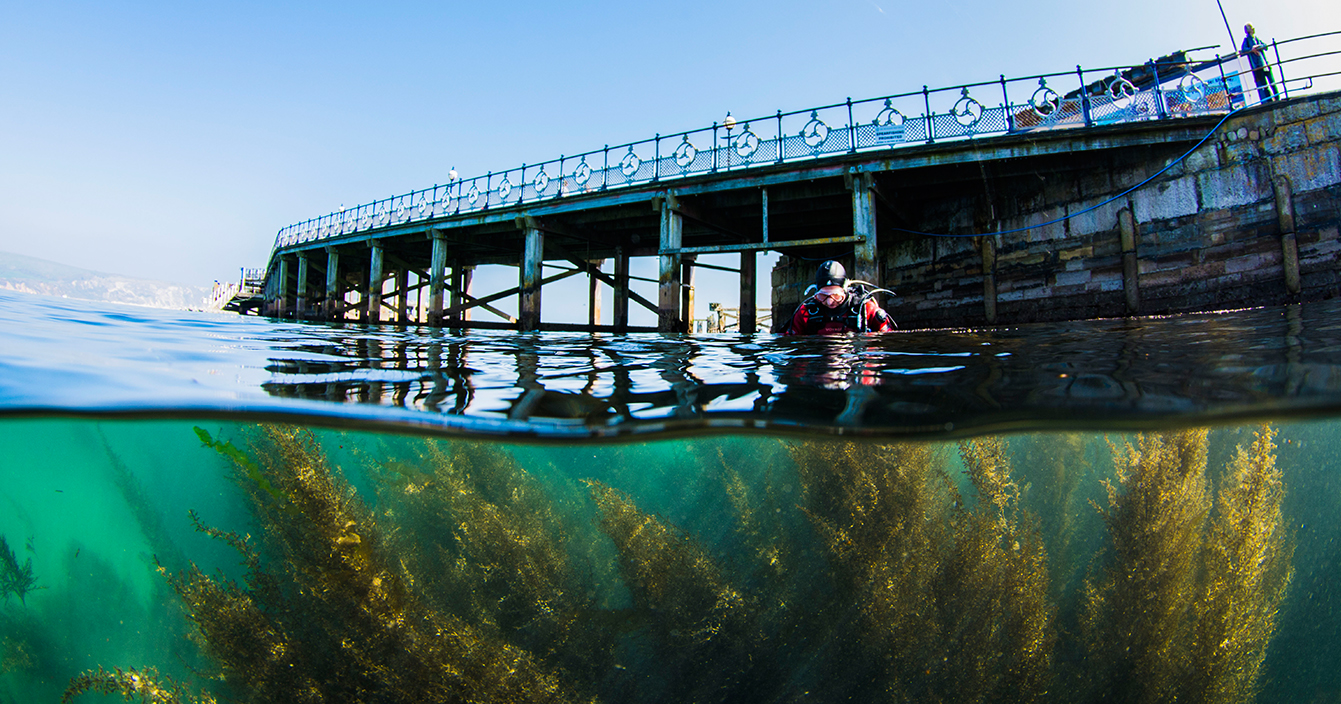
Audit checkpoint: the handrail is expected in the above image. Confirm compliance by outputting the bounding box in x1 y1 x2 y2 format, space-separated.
268 30 1340 257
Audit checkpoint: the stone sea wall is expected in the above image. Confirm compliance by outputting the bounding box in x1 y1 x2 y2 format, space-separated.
772 91 1341 329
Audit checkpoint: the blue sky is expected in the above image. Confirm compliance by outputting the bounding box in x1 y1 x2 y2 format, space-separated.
1 1 1336 323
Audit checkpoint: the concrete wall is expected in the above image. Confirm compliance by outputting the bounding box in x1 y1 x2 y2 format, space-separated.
772 91 1341 330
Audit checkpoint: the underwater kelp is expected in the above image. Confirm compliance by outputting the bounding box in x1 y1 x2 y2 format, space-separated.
585 479 762 703
62 665 215 704
786 437 1054 703
61 424 1300 704
148 426 581 704
1081 426 1293 704
0 534 37 605
1188 425 1295 704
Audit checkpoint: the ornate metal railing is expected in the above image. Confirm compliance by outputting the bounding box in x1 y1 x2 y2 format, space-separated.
271 30 1340 253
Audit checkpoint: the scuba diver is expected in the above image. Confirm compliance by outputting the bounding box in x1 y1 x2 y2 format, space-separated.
783 260 895 335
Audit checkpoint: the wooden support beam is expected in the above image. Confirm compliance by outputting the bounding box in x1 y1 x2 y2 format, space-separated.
451 265 474 324
367 243 385 323
520 224 544 331
980 235 997 324
325 247 342 320
395 268 409 324
682 254 697 330
429 232 447 325
456 290 518 323
277 257 291 318
614 247 630 332
588 258 604 327
439 268 582 319
1275 175 1300 295
1118 207 1140 315
849 171 879 287
740 250 757 334
296 254 309 319
761 187 769 244
658 193 683 332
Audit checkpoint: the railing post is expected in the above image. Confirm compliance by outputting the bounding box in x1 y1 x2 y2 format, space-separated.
1001 75 1014 131
1077 65 1093 127
519 164 526 204
1214 54 1232 108
775 110 784 163
653 134 661 182
1272 39 1289 100
847 97 856 153
602 146 609 190
1151 60 1167 118
712 123 720 172
923 85 934 144
484 172 492 210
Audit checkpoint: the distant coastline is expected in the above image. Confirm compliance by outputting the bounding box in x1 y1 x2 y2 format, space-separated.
0 251 210 310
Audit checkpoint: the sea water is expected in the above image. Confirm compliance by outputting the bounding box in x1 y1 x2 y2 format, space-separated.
2 288 1340 703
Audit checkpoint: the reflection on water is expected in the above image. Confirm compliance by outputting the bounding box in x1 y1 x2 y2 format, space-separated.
3 419 1332 703
259 302 1341 437
7 290 1341 438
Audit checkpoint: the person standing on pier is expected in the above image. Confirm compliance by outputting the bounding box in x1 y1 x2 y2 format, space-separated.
784 260 895 335
1241 23 1277 103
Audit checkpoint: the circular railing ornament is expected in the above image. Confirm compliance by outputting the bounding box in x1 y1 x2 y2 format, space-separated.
951 87 985 128
533 168 550 194
1179 74 1208 104
436 190 454 216
801 111 829 149
574 159 592 187
1030 78 1060 117
415 194 430 218
497 175 512 201
466 183 481 207
393 199 409 223
619 148 642 178
342 211 356 234
1106 74 1138 108
875 99 907 127
731 124 760 159
673 136 698 170
359 208 374 230
375 204 390 227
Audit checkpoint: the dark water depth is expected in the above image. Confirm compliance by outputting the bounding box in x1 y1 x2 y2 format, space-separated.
3 291 1341 702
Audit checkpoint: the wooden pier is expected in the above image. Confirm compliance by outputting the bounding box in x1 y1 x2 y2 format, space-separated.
256 36 1341 331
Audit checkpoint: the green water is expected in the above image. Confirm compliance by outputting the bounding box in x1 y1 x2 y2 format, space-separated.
3 417 1338 703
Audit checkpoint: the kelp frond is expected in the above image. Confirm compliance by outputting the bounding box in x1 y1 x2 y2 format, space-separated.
62 666 216 704
0 534 37 605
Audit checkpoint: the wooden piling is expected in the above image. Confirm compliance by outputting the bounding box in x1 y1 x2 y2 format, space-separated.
520 225 543 331
1119 207 1140 314
1275 175 1300 295
367 244 384 323
614 248 630 332
429 232 447 325
588 258 604 327
324 247 341 321
850 171 879 287
739 250 757 334
296 254 309 319
658 193 683 332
